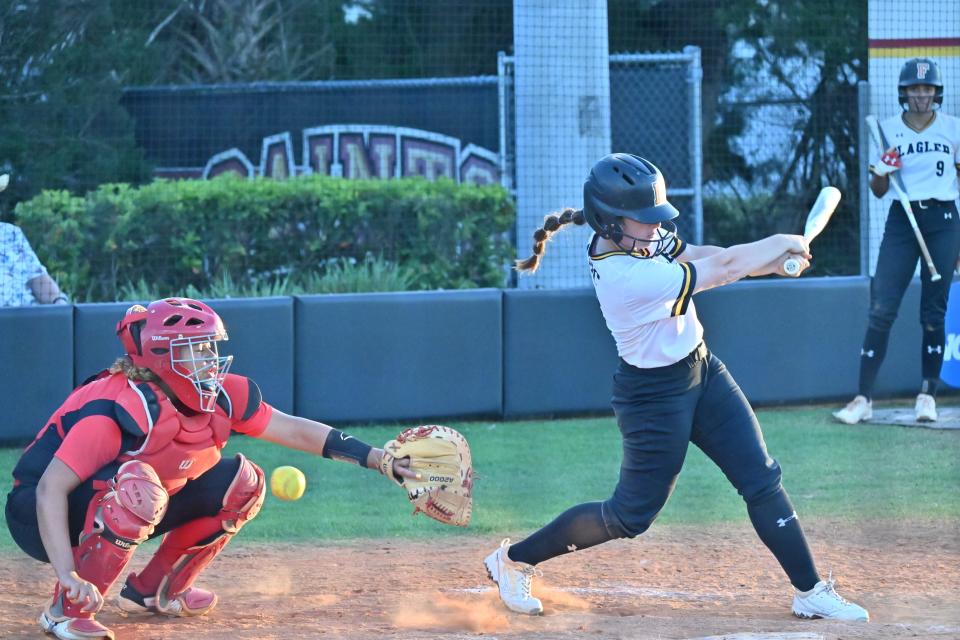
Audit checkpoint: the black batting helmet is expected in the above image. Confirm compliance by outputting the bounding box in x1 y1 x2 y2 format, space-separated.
898 58 944 109
583 154 678 244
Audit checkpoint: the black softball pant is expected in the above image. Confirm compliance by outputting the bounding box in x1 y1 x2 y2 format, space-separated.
505 344 819 588
5 456 241 563
859 199 960 395
603 345 782 535
603 345 820 589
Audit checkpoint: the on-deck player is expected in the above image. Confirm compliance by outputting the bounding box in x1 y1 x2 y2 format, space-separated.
483 154 869 622
5 298 416 640
835 58 960 425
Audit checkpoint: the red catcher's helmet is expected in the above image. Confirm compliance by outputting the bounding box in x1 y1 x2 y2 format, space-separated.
116 298 233 413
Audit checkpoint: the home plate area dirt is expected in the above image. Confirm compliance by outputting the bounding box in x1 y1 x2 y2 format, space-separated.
0 519 957 639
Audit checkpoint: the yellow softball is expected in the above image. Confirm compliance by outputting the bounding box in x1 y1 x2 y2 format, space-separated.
270 466 306 501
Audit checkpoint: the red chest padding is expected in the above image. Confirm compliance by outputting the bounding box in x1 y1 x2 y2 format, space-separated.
119 388 233 494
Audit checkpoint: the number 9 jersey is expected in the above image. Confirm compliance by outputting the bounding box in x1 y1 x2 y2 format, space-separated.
874 112 960 202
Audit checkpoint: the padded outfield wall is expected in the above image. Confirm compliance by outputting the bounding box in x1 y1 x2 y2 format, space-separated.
0 279 928 442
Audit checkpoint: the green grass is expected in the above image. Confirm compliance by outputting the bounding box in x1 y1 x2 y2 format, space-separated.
1 408 957 551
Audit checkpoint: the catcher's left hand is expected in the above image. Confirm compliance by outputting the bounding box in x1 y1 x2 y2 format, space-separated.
378 425 473 527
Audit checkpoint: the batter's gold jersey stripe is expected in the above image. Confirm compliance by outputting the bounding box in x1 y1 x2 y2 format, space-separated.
590 249 647 261
671 262 694 317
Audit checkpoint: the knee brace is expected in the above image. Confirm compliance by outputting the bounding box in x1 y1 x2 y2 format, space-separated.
155 454 265 613
68 461 168 616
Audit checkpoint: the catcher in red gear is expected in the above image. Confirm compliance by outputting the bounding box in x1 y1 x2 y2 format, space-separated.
4 298 417 640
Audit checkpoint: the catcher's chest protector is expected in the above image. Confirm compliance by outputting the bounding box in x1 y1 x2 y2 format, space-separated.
118 385 232 494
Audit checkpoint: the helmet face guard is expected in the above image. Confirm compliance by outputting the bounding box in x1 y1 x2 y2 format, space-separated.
117 298 233 413
584 154 680 258
169 333 233 413
898 58 944 110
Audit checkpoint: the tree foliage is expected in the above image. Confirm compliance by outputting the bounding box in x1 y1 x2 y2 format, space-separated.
145 0 342 83
0 1 160 208
2 0 868 274
610 0 866 273
716 0 866 273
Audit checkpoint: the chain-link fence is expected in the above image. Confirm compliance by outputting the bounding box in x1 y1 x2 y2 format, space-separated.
863 2 960 277
501 48 702 288
1 1 956 304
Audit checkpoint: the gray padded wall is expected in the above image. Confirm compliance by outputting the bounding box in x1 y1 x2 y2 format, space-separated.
294 289 502 423
204 297 295 413
0 280 940 442
503 289 618 417
73 298 295 413
0 306 74 440
695 277 868 404
674 277 921 405
503 278 928 415
73 302 133 385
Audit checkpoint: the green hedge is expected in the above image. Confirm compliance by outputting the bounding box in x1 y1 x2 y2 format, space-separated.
14 175 516 301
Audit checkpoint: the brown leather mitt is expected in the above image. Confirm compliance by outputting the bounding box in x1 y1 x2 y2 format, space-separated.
379 425 473 527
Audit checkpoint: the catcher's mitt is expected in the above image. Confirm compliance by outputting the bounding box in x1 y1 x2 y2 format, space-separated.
379 425 473 527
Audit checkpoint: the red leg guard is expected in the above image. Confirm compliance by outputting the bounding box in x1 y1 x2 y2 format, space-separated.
60 461 168 621
147 454 265 616
40 588 116 639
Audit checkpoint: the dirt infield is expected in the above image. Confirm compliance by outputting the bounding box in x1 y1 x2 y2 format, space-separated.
1 519 957 640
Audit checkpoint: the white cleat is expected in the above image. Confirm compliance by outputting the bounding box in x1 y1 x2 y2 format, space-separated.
484 539 544 615
832 395 872 424
39 594 115 639
792 575 869 622
915 393 937 422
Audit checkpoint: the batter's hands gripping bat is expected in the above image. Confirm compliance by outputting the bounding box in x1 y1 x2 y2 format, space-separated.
783 186 842 276
865 115 941 282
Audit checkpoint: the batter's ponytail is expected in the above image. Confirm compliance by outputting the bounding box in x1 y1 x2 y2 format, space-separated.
515 207 587 273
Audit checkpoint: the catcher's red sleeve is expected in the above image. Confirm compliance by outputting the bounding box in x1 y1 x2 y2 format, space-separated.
55 417 123 482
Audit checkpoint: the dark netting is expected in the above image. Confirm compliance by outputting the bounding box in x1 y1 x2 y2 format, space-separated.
1 1 954 301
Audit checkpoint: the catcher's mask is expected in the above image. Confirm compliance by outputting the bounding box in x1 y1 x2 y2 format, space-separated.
117 298 233 413
898 58 943 111
583 153 679 258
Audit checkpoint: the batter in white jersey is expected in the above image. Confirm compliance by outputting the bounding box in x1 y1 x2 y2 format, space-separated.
484 154 868 623
837 58 960 426
588 233 701 368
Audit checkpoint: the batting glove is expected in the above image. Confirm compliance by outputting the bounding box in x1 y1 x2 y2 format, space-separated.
870 147 901 177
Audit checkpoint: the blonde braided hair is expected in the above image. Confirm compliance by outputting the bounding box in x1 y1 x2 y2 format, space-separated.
109 356 158 382
514 208 587 273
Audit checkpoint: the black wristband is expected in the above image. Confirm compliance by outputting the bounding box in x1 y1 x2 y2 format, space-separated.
321 429 373 467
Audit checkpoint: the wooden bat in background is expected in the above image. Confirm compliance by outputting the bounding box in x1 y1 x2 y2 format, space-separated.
784 186 842 276
864 115 941 282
